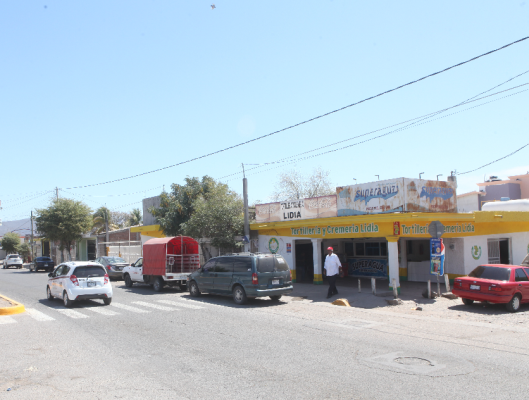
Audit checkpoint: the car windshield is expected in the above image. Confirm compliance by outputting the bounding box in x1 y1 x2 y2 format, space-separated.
468 266 511 281
257 256 289 273
73 266 106 278
105 257 126 263
8 255 19 259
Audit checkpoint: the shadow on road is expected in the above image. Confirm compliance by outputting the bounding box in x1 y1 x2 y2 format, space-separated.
448 302 529 314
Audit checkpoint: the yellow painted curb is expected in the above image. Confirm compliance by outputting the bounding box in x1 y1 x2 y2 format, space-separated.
331 298 351 307
0 295 26 315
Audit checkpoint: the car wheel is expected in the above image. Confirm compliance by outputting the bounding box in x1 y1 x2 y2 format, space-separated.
270 295 282 302
189 281 201 297
46 286 54 301
103 298 112 305
63 291 73 308
124 274 134 288
506 294 521 313
232 285 247 305
153 277 164 292
462 298 474 306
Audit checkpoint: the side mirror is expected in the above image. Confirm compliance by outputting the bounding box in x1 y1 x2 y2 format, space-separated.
48 273 52 277
131 263 135 267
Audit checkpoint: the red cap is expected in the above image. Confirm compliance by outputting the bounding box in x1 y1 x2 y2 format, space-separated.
327 247 333 251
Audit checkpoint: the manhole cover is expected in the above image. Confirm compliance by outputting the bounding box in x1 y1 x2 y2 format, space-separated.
394 357 433 366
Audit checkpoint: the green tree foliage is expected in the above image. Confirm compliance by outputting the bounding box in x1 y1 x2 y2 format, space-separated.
181 184 244 249
92 207 119 234
17 242 31 261
151 176 217 236
128 208 142 226
1 232 21 254
35 198 93 260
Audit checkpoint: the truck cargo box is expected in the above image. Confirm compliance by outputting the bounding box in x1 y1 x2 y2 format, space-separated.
143 236 199 276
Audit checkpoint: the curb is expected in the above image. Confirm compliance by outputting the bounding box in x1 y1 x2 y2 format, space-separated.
0 295 26 315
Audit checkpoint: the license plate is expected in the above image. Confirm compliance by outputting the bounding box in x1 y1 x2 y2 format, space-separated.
272 279 280 285
470 285 480 290
44 264 48 266
87 281 96 287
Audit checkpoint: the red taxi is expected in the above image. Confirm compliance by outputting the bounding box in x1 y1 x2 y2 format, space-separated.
453 263 529 313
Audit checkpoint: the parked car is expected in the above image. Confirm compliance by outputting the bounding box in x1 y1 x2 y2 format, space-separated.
94 256 129 280
3 254 23 269
453 264 529 312
187 253 294 305
46 261 112 307
31 256 55 272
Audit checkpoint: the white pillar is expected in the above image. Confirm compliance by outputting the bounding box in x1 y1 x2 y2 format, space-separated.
387 237 400 294
311 238 323 285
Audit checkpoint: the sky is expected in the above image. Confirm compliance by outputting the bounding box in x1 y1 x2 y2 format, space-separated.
1 1 528 227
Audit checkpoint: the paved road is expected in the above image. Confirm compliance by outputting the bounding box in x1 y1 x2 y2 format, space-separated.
1 268 528 399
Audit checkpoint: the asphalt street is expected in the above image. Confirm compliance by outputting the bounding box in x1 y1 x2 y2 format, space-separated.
1 268 528 399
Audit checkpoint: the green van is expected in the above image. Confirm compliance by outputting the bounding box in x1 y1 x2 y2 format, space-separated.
187 253 293 305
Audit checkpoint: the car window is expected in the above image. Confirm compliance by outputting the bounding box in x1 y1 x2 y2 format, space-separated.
202 259 216 272
215 257 234 273
106 257 126 263
468 266 510 281
233 257 253 273
135 258 143 268
515 269 528 281
54 266 65 276
73 266 107 278
274 256 289 272
257 257 275 273
62 266 71 276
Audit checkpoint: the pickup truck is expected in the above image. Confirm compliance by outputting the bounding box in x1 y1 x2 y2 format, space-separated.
122 236 200 292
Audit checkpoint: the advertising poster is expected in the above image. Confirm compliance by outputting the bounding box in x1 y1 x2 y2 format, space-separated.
347 258 388 278
255 195 337 223
430 238 445 276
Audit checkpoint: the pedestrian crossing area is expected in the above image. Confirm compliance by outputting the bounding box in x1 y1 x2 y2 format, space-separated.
0 297 206 325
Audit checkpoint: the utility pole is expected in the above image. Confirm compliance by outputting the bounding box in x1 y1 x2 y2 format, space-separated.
56 187 59 200
31 210 34 262
242 164 250 253
105 209 109 256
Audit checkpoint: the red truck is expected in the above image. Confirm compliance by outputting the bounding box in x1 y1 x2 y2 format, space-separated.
122 236 200 292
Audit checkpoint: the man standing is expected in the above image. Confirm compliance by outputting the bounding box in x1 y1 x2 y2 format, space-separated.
324 246 342 299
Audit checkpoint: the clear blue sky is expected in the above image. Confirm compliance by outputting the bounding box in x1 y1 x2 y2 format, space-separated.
1 0 528 222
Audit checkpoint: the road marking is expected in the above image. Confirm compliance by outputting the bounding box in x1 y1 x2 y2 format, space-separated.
158 300 203 309
26 308 56 321
112 303 150 313
0 316 17 324
85 307 120 316
55 309 89 319
132 301 178 311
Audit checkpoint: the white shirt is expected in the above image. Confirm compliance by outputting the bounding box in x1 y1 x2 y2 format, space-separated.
324 253 342 276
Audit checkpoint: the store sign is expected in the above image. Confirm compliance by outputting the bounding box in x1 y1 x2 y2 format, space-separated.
401 222 474 235
337 178 457 216
347 258 387 278
256 195 337 223
290 223 380 237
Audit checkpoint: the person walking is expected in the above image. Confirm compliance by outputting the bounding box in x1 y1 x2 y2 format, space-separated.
324 246 342 299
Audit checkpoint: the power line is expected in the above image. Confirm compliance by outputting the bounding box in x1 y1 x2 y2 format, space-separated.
63 186 162 198
62 35 529 190
219 81 529 179
225 87 529 182
457 143 529 175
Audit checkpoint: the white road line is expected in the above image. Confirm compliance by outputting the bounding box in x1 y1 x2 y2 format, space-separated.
55 309 89 319
158 300 203 309
112 303 150 314
0 316 17 324
132 301 178 311
85 307 120 316
26 308 56 321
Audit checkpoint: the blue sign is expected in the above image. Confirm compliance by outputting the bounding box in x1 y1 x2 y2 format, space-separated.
430 238 445 276
353 185 399 205
420 187 454 202
347 258 387 278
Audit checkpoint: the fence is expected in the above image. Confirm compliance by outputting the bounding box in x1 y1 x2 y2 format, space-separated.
97 240 142 264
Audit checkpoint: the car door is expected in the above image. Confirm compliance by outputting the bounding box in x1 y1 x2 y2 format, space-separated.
195 259 216 292
213 257 235 293
518 268 529 302
56 266 71 295
50 266 64 296
129 258 143 282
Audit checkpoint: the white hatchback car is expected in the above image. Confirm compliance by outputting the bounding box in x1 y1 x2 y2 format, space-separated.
46 261 113 307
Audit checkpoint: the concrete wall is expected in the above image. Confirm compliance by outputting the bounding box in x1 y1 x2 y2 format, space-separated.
481 183 521 205
143 196 161 226
257 234 295 273
457 193 481 213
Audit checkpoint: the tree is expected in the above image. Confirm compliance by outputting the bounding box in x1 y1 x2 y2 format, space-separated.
1 232 21 254
92 207 119 234
271 167 335 201
128 208 142 226
151 176 217 236
17 242 31 261
35 198 93 260
181 183 244 249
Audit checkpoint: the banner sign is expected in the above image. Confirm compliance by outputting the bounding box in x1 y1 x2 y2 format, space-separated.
430 238 445 276
346 258 388 278
256 195 337 223
337 178 457 216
